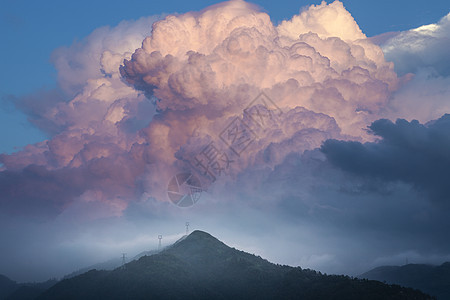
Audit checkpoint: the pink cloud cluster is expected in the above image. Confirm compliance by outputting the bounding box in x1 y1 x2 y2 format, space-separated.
1 17 158 217
1 1 401 217
121 0 399 195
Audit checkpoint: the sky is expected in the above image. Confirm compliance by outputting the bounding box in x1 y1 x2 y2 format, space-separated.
0 0 449 282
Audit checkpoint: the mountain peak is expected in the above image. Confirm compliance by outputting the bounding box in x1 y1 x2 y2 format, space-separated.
168 230 228 250
163 230 235 265
183 230 218 241
189 229 214 237
38 231 433 300
177 230 224 245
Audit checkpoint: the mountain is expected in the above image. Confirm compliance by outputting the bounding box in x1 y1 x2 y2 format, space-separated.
61 257 123 280
0 275 17 299
359 263 450 299
0 275 56 300
37 231 433 299
1 247 159 299
5 280 57 300
63 250 159 280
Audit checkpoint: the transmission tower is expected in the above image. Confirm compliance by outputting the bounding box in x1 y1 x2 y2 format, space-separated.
185 222 190 235
158 235 163 251
121 253 127 269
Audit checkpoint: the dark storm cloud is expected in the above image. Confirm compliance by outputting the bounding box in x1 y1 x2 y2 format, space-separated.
0 165 85 217
0 153 147 218
321 114 450 202
218 147 450 275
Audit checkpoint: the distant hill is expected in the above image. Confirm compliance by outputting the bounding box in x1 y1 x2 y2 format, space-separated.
1 246 159 299
359 262 450 299
37 231 433 300
0 275 17 299
0 275 56 300
63 250 159 279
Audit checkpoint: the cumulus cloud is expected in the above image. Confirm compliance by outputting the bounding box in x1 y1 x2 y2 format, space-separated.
381 12 450 77
52 17 160 96
0 0 402 218
377 12 450 123
122 0 398 134
277 0 365 41
0 16 160 217
120 0 400 197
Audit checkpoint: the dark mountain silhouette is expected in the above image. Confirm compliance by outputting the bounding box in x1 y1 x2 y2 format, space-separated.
0 275 56 300
37 231 433 299
1 247 160 299
0 275 17 299
359 262 450 299
62 249 159 280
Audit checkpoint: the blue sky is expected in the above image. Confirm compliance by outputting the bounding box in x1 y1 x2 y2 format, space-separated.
0 0 448 153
